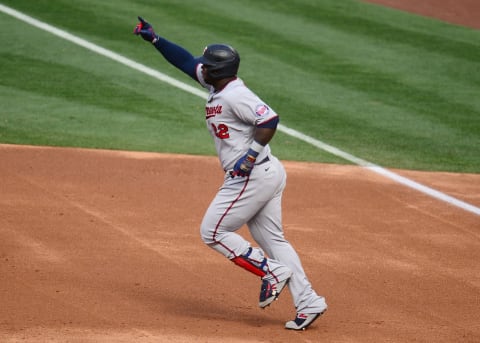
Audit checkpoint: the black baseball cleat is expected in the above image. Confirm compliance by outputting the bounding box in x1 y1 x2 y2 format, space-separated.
258 270 292 308
285 308 327 330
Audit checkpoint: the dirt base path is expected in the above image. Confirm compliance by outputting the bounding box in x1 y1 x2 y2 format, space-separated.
1 144 479 342
364 0 480 29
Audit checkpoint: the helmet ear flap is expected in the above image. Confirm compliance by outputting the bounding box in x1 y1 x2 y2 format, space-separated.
208 68 222 78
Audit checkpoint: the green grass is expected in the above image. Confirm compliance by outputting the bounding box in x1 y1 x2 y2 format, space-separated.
0 0 479 172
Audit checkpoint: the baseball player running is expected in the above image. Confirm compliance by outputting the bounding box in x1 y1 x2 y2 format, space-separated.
134 17 327 330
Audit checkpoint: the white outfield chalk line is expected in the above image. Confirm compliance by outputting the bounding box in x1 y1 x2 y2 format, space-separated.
0 4 206 99
277 126 480 216
2 4 478 216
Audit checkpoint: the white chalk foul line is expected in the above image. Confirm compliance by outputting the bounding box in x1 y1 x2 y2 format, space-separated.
277 126 480 216
2 3 478 216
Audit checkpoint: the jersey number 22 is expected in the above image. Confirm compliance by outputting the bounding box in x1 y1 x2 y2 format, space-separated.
211 123 230 139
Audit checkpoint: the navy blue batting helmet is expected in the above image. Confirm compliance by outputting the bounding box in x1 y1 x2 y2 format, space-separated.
199 44 240 80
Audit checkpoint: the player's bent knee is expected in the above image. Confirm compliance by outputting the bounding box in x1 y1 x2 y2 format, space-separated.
199 223 215 245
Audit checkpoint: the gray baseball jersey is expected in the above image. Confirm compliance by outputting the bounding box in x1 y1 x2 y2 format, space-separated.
198 71 272 171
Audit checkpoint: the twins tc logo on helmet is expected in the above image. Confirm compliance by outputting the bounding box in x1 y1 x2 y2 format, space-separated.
255 104 270 117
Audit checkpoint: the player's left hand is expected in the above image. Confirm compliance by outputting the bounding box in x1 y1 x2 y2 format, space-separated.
133 16 158 43
231 154 256 177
